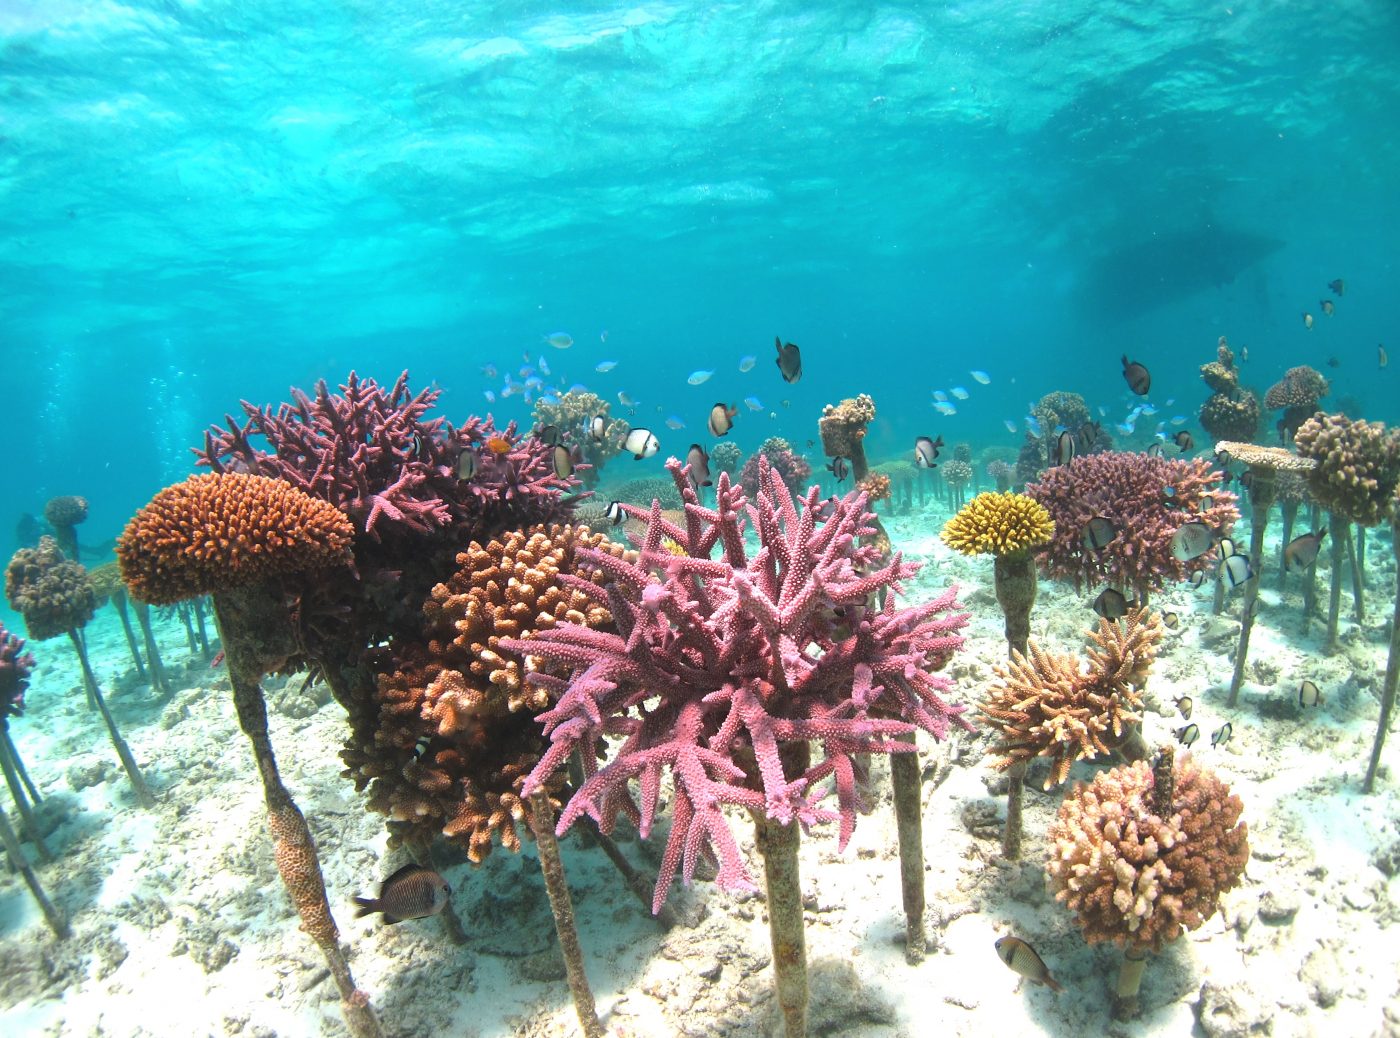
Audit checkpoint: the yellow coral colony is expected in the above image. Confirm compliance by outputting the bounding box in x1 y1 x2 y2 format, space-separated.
941 491 1054 558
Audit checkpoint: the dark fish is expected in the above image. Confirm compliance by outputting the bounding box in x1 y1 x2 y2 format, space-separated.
590 415 607 443
1082 516 1118 551
605 501 625 526
1161 611 1179 630
1078 421 1102 452
1146 443 1165 458
775 337 803 383
1177 723 1200 747
1298 680 1323 708
914 435 944 469
1326 356 1341 369
1211 722 1233 748
1122 355 1151 396
1328 278 1345 297
1091 588 1131 620
623 428 659 459
457 450 478 481
1302 312 1314 330
1219 553 1254 588
828 456 850 482
686 443 712 488
1380 344 1388 369
1320 299 1335 317
708 402 738 437
551 444 574 479
1187 569 1208 588
994 936 1062 993
1055 429 1075 466
1283 529 1327 572
1173 430 1194 453
353 864 451 924
537 424 562 447
1175 696 1193 720
1171 521 1214 562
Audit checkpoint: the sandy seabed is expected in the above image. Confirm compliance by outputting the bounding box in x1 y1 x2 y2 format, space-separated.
2 502 1399 1038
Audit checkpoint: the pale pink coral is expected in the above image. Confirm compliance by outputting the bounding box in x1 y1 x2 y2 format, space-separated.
501 456 971 911
1026 452 1239 596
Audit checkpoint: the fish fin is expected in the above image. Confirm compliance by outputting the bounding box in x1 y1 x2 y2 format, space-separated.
352 897 379 918
383 863 426 885
1043 976 1064 994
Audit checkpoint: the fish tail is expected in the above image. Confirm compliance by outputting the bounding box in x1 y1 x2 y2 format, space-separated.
1044 976 1064 994
352 896 378 918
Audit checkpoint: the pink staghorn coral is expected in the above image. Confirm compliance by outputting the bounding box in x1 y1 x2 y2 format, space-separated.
197 370 578 543
1027 452 1239 596
501 456 971 912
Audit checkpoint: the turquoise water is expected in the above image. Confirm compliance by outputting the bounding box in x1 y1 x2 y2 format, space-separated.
4 6 1400 1036
3 1 1398 551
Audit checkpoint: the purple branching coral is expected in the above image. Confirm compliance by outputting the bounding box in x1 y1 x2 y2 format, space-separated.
197 370 577 544
501 455 971 912
1 621 35 719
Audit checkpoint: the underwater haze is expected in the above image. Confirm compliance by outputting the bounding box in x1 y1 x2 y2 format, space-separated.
7 5 1400 1038
3 0 1399 540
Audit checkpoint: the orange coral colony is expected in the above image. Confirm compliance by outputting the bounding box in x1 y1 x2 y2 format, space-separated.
115 473 355 605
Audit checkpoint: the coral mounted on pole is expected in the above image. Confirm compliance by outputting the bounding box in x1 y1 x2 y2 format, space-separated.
501 455 970 1036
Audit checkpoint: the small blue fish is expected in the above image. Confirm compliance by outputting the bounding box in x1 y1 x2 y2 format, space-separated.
544 332 573 349
481 364 497 379
600 329 608 342
970 370 991 385
933 402 958 416
483 390 497 403
524 376 543 389
595 360 618 373
738 355 757 372
519 365 536 378
743 396 764 412
1025 415 1043 436
567 383 589 394
619 391 637 407
1140 404 1158 416
1115 421 1135 436
1170 415 1187 426
950 386 969 401
538 357 551 376
687 369 714 385
932 390 949 403
665 415 686 430
1004 419 1018 434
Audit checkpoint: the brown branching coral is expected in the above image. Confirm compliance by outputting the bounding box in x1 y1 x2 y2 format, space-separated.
858 473 892 503
43 495 88 561
341 524 634 861
980 609 1162 789
5 537 96 641
1046 755 1248 952
1294 414 1400 528
117 473 355 606
1264 365 1329 443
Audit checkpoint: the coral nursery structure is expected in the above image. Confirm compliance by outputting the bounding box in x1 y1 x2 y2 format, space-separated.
501 456 970 1035
1047 750 1247 1019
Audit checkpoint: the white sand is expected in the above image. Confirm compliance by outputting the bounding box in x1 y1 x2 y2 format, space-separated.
2 503 1398 1038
